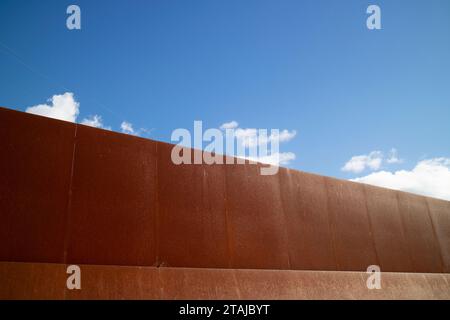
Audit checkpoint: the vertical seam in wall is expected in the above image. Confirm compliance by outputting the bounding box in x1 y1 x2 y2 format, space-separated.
63 123 77 300
424 198 445 273
362 184 381 268
277 169 292 270
396 191 415 271
223 163 234 268
324 177 340 270
155 143 160 266
63 123 77 264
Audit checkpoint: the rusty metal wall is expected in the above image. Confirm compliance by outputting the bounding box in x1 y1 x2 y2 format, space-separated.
1 262 449 300
1 107 449 273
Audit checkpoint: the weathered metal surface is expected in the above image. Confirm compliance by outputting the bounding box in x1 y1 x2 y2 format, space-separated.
224 162 290 269
364 184 414 272
66 125 158 266
0 107 75 263
157 142 230 268
278 168 337 270
397 192 444 273
157 267 239 300
1 262 449 300
0 262 67 299
325 177 379 271
0 107 449 274
427 197 450 273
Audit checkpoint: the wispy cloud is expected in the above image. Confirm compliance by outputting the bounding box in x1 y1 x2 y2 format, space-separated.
219 120 297 166
120 121 152 137
341 148 404 174
342 151 383 174
25 92 154 137
233 128 297 148
81 115 111 130
386 148 403 164
220 120 239 130
247 152 296 166
120 121 136 135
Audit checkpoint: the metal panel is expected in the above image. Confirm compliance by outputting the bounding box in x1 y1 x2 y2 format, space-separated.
364 184 414 272
0 262 66 300
325 178 379 271
278 168 337 270
1 262 449 300
0 107 75 263
66 264 161 300
157 142 230 268
426 197 450 272
1 108 449 275
159 267 239 299
397 192 444 273
225 163 290 269
424 273 450 299
66 125 158 266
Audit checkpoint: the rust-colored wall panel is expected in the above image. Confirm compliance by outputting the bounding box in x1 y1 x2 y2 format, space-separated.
1 108 449 275
234 269 309 299
291 270 369 300
0 107 75 263
397 192 443 273
232 269 366 299
66 125 158 266
66 264 161 300
364 184 414 272
325 178 378 271
225 163 290 269
0 262 66 299
278 169 337 270
157 142 230 268
159 267 239 299
2 262 449 300
424 273 450 300
426 198 450 272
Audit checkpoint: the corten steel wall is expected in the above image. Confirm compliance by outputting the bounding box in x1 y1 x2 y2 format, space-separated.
1 262 450 300
0 106 449 274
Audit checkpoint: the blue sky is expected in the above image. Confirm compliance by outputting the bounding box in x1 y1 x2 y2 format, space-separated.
1 0 449 198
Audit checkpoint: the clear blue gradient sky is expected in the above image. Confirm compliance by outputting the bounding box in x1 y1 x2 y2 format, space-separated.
1 0 449 180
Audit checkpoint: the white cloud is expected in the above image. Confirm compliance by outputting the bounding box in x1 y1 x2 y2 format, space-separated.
248 152 296 166
26 92 79 122
220 120 239 130
121 121 135 134
81 115 111 130
342 151 383 174
233 128 297 148
25 93 152 136
138 127 153 136
352 157 450 201
119 121 153 137
218 121 297 166
342 148 404 174
121 121 138 135
276 129 297 143
234 128 258 147
386 148 403 164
